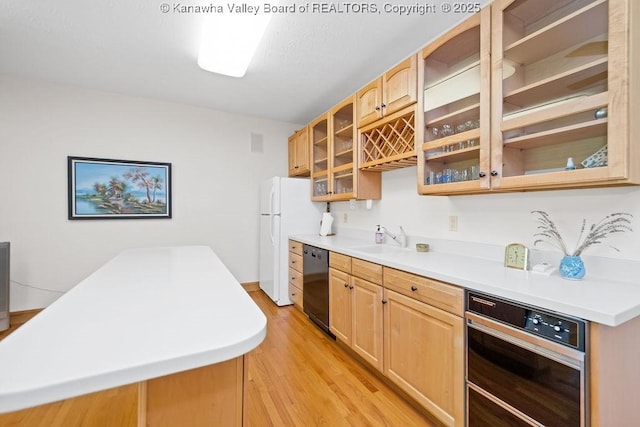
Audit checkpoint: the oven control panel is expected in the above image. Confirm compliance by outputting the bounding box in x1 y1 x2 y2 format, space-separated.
524 311 581 349
467 291 586 351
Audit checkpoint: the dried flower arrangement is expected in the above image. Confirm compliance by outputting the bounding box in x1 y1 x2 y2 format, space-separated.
532 211 633 256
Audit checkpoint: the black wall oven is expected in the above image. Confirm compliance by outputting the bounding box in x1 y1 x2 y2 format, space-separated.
466 291 588 426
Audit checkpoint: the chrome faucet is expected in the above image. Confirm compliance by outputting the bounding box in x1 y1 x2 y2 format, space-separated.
384 226 407 248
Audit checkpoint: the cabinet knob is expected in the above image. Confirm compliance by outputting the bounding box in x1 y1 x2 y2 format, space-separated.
349 285 354 290
382 299 388 304
381 103 386 109
491 170 499 177
294 165 299 169
344 283 349 288
411 285 418 291
375 106 381 111
478 172 486 178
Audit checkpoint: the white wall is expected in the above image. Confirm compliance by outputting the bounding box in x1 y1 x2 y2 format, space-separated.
2 74 639 311
331 167 640 260
0 74 293 310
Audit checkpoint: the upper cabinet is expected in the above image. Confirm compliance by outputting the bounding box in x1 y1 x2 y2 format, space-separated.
288 126 310 177
490 0 639 190
310 95 381 201
419 0 639 195
357 55 420 172
418 8 491 195
357 55 418 128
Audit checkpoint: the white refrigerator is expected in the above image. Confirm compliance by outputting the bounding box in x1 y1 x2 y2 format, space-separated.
259 177 323 306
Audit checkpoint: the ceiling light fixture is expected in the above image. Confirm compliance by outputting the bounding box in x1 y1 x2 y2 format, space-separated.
197 1 279 78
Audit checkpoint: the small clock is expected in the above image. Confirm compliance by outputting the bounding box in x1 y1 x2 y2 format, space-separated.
504 243 529 270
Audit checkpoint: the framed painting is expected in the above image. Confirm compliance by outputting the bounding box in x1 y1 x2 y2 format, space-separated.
68 157 172 219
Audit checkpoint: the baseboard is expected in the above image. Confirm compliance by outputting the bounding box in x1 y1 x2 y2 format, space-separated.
241 281 260 292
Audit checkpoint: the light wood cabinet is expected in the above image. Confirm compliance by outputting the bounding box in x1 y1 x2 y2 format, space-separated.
383 288 464 427
419 0 639 195
489 0 640 190
357 55 418 128
328 253 384 372
310 96 381 201
327 253 465 424
351 276 384 371
329 267 352 343
287 127 310 177
288 240 304 311
418 7 491 195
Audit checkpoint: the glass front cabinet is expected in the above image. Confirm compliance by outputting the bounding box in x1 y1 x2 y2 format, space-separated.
311 95 381 202
418 0 639 195
418 8 491 195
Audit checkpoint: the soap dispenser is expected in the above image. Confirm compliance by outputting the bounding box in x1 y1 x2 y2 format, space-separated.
375 225 384 244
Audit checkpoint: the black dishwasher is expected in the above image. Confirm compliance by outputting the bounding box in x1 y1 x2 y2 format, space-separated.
302 245 333 338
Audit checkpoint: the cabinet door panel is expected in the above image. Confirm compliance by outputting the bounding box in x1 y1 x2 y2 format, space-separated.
295 128 310 175
384 289 464 427
287 135 297 177
383 54 418 115
328 268 352 344
357 78 383 127
351 277 384 372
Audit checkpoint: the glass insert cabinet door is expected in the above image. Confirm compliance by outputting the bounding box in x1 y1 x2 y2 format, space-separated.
311 115 329 200
419 7 491 195
491 0 621 189
330 99 355 201
310 95 357 201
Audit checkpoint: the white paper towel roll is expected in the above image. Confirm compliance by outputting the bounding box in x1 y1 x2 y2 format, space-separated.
320 212 334 236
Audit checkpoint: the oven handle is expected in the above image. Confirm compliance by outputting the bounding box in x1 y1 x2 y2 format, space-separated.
466 312 585 369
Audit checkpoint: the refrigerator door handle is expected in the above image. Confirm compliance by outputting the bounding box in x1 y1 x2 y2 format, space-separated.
269 215 276 246
269 185 276 215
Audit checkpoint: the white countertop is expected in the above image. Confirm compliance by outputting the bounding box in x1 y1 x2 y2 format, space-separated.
0 246 267 414
291 234 640 327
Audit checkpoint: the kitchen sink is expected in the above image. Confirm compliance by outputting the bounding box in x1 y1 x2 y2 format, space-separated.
351 245 411 255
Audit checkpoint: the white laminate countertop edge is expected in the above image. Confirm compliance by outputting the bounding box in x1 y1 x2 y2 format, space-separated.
290 234 640 327
0 246 267 414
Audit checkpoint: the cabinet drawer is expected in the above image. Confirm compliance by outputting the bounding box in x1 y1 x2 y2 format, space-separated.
289 252 303 272
352 258 382 285
289 240 303 255
329 252 351 273
383 267 463 316
289 267 303 289
289 283 303 310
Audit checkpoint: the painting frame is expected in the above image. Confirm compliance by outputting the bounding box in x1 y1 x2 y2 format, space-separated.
68 156 172 220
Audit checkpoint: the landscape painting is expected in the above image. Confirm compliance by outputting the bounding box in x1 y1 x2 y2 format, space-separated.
68 157 172 219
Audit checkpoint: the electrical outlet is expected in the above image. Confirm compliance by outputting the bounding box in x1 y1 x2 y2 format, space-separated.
449 215 458 231
343 212 348 223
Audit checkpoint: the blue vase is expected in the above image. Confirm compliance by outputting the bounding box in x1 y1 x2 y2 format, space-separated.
559 256 585 280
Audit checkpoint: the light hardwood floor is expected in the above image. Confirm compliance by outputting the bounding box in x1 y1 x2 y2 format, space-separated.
245 290 436 426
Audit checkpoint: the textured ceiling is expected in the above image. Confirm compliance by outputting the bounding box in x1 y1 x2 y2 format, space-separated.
0 0 489 124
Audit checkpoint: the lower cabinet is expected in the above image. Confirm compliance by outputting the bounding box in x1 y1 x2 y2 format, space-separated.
328 252 464 427
329 255 384 373
383 288 464 427
289 240 304 310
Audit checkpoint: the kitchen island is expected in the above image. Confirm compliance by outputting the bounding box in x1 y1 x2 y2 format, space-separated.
0 246 267 426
